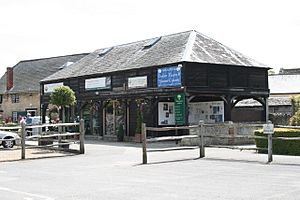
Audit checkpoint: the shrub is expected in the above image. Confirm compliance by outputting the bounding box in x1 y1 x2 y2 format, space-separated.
254 128 300 156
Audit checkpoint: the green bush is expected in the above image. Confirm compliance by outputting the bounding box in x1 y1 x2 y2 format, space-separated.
254 128 300 156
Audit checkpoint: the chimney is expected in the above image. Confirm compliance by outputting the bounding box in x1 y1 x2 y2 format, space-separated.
6 67 13 91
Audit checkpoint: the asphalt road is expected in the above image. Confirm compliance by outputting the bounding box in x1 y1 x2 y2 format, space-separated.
1 141 300 200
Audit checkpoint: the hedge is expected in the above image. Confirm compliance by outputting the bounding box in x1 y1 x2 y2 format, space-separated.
254 128 300 156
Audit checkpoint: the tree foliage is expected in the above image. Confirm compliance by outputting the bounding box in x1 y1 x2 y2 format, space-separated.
50 86 76 123
289 95 300 126
50 86 76 108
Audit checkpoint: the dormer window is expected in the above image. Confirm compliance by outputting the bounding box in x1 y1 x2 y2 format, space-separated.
143 37 161 49
59 61 74 70
98 47 113 57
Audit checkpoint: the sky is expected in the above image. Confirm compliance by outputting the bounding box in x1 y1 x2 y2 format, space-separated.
0 0 299 76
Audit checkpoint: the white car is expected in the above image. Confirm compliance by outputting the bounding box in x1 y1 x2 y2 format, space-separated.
0 130 21 148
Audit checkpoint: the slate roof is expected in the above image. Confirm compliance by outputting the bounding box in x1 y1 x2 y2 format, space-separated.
236 96 292 107
0 53 88 94
279 68 300 75
269 74 300 94
42 30 267 82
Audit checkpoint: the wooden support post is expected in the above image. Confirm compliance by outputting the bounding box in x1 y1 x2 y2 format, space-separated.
21 121 26 160
198 120 205 158
126 101 130 137
38 122 42 135
80 119 85 154
268 134 273 163
103 106 106 136
142 123 147 164
58 123 62 148
265 98 269 122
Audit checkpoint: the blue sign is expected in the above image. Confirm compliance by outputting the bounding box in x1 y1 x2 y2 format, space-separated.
157 66 182 88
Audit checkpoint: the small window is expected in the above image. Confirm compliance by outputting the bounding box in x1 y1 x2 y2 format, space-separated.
143 37 161 49
98 47 113 57
11 94 20 103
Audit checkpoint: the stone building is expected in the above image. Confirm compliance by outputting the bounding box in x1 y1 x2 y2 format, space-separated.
0 53 87 122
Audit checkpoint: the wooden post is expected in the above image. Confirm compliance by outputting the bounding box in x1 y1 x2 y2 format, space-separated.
102 106 106 136
126 101 130 137
21 121 26 159
142 123 147 164
80 119 85 154
265 98 269 122
198 120 205 158
265 98 273 163
113 101 116 135
268 134 273 163
264 120 273 163
38 122 42 135
58 123 62 147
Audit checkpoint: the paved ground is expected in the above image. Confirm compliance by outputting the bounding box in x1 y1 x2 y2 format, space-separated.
0 147 76 162
0 141 300 200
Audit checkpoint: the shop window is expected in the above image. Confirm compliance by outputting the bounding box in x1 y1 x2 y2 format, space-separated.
11 94 20 103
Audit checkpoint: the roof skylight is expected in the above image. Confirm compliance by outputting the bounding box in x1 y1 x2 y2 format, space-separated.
59 61 74 70
143 37 161 48
98 47 114 57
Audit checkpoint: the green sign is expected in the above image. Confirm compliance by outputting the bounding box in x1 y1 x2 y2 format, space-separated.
174 93 186 125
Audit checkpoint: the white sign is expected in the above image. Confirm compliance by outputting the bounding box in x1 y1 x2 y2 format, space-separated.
85 77 111 90
44 82 64 93
263 123 274 134
188 101 224 124
128 76 147 89
158 102 175 125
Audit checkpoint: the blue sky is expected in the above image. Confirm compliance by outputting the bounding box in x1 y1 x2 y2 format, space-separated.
0 0 299 76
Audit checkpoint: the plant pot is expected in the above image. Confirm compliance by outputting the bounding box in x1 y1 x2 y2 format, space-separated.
38 138 53 146
134 133 142 143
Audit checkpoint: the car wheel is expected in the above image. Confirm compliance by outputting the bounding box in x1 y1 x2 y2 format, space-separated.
3 138 14 148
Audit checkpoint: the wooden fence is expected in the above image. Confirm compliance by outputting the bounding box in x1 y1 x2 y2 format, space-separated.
142 122 300 164
0 119 85 160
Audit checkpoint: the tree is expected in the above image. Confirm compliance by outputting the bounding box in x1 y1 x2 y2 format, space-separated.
50 86 76 123
268 69 276 75
289 95 300 125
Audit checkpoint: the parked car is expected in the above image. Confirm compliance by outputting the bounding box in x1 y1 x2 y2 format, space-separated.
0 130 21 148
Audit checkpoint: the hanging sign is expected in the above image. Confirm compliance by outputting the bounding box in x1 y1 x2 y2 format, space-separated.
85 77 111 90
174 93 185 125
44 82 64 93
128 76 147 89
157 65 182 88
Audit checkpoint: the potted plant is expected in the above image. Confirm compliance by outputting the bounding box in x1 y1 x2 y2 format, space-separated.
117 124 124 142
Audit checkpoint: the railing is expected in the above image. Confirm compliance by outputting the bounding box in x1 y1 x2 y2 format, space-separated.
0 119 85 160
141 123 204 164
142 122 300 164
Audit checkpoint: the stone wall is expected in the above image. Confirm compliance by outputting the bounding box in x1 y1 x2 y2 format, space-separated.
1 92 40 121
181 122 263 146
